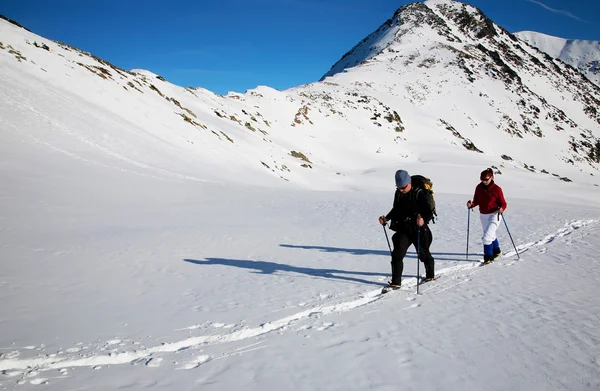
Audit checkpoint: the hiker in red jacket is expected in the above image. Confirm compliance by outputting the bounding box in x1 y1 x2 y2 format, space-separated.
466 168 507 264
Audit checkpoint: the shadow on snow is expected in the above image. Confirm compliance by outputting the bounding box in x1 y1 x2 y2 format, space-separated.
279 244 482 261
183 244 483 286
182 258 419 287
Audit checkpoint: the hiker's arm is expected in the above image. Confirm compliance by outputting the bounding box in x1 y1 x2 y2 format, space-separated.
384 207 396 224
417 191 433 224
496 186 507 213
469 187 480 209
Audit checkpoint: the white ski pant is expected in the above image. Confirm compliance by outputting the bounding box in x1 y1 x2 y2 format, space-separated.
480 212 502 245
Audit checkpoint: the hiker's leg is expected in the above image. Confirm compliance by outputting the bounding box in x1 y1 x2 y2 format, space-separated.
391 231 411 285
481 213 501 260
416 226 435 279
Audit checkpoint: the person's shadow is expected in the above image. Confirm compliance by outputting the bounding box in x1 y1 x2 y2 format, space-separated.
183 258 419 287
279 244 482 261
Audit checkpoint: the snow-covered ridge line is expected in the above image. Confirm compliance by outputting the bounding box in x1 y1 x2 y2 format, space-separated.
1 1 600 194
515 30 600 88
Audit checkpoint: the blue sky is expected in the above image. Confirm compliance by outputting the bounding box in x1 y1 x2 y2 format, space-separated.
2 0 598 95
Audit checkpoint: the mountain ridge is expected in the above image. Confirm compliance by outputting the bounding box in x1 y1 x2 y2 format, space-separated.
1 1 599 197
515 30 600 88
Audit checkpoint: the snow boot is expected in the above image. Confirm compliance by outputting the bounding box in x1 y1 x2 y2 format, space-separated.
482 254 493 265
381 282 401 294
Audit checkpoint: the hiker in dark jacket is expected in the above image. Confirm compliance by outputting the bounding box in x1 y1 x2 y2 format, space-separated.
378 170 435 289
467 168 508 264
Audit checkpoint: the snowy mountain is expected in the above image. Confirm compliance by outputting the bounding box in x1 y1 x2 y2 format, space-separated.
319 0 600 177
1 0 599 199
515 30 600 88
2 3 600 390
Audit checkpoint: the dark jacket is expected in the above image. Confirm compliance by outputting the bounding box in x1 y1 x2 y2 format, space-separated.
385 187 433 230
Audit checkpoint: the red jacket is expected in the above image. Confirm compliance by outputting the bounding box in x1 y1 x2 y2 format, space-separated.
471 181 507 214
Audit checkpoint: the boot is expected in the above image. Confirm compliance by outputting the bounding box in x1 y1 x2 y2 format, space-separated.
381 282 401 294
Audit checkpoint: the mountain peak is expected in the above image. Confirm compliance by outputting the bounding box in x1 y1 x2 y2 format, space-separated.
317 0 599 178
321 0 514 80
432 0 500 39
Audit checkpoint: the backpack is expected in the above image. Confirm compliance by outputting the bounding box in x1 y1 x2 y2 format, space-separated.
411 175 437 224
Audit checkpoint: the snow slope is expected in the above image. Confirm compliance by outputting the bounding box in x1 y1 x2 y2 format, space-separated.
1 1 600 389
1 160 600 389
516 30 600 87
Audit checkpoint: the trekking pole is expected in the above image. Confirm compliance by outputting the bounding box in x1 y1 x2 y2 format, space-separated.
501 214 520 259
416 226 421 295
466 208 471 261
383 224 392 256
383 224 394 286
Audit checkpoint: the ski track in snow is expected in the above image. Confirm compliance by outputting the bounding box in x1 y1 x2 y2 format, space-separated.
504 219 594 257
0 219 596 383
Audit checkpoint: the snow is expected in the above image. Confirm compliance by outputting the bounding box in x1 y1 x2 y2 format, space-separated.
516 30 600 87
1 8 600 391
515 30 567 58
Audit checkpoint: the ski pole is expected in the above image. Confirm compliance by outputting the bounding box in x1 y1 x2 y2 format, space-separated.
383 224 392 256
501 214 520 259
416 225 421 295
466 208 471 261
383 224 395 285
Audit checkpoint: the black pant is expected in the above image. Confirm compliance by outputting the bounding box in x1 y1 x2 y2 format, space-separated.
390 225 434 284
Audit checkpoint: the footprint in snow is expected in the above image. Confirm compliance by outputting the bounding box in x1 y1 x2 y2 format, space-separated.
405 303 421 309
